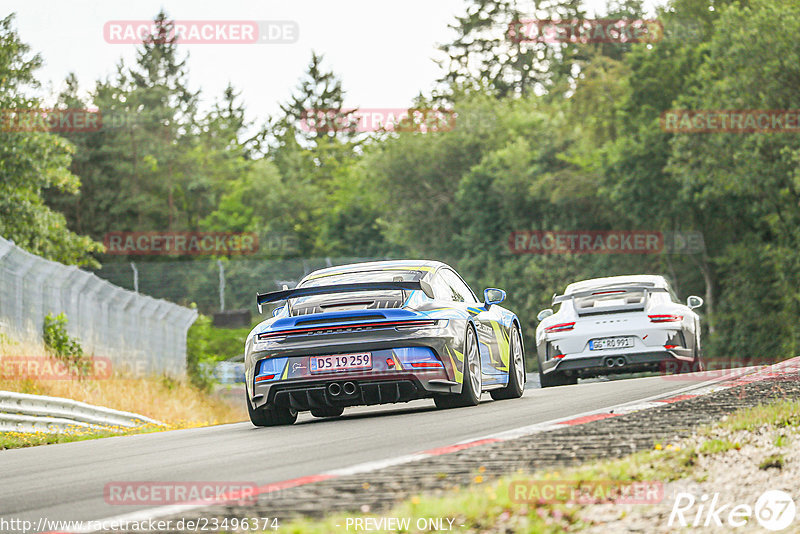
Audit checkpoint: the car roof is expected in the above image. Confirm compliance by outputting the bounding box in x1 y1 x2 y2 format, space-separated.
564 274 669 295
301 260 448 282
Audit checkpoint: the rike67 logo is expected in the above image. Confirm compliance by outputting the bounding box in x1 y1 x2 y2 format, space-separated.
669 490 796 531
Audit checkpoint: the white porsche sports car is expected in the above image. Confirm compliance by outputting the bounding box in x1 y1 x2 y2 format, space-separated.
535 275 704 387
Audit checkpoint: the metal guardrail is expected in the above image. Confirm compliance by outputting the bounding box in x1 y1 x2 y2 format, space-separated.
0 390 164 433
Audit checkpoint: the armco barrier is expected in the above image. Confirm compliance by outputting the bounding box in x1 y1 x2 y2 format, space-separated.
0 390 163 433
0 236 197 376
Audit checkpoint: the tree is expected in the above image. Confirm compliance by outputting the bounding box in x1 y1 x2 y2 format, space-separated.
48 11 225 238
263 52 373 256
436 0 585 99
278 51 359 147
0 14 102 266
665 0 800 358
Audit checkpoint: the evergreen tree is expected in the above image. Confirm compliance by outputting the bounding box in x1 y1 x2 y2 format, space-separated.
278 51 358 147
436 0 585 99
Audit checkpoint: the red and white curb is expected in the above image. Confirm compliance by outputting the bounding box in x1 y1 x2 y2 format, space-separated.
489 356 800 441
64 356 800 533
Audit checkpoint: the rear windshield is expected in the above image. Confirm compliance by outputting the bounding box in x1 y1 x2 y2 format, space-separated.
300 270 423 287
572 284 648 313
290 270 424 311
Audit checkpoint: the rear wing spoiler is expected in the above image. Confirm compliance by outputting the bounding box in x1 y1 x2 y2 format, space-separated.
552 285 666 305
256 280 435 313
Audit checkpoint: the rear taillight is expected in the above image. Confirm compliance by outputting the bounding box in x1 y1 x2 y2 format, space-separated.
664 344 680 350
410 362 444 368
545 322 575 333
395 320 438 330
648 315 683 323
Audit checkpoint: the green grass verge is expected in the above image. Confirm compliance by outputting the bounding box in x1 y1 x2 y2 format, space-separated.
718 397 800 432
0 423 167 450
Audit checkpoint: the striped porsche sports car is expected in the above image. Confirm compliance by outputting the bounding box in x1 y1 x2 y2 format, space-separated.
245 260 525 426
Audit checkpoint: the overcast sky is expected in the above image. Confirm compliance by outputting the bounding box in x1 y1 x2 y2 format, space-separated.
5 0 662 124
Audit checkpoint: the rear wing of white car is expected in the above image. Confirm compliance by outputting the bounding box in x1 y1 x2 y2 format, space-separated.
553 285 668 315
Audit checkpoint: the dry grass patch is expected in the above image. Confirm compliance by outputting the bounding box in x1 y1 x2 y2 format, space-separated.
0 338 245 435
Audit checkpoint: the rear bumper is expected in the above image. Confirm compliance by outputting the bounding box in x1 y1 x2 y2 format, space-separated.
541 348 693 378
251 373 453 410
245 324 464 409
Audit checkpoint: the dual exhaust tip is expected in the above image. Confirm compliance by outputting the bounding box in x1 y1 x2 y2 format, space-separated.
605 357 627 368
328 381 357 397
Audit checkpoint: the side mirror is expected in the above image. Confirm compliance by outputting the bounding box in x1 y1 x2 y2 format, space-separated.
272 305 285 317
483 288 506 308
687 295 703 309
537 309 554 321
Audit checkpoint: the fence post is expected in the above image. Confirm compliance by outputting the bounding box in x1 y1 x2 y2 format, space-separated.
130 262 138 293
218 259 225 311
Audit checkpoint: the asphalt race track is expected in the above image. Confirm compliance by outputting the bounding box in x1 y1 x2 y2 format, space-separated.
0 372 729 531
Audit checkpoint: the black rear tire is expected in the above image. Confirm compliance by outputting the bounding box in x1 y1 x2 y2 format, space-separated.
310 406 344 418
247 392 298 426
491 325 525 400
539 369 577 388
435 325 481 408
691 343 705 372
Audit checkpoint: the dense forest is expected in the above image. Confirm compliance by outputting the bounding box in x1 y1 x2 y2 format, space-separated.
1 0 799 365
